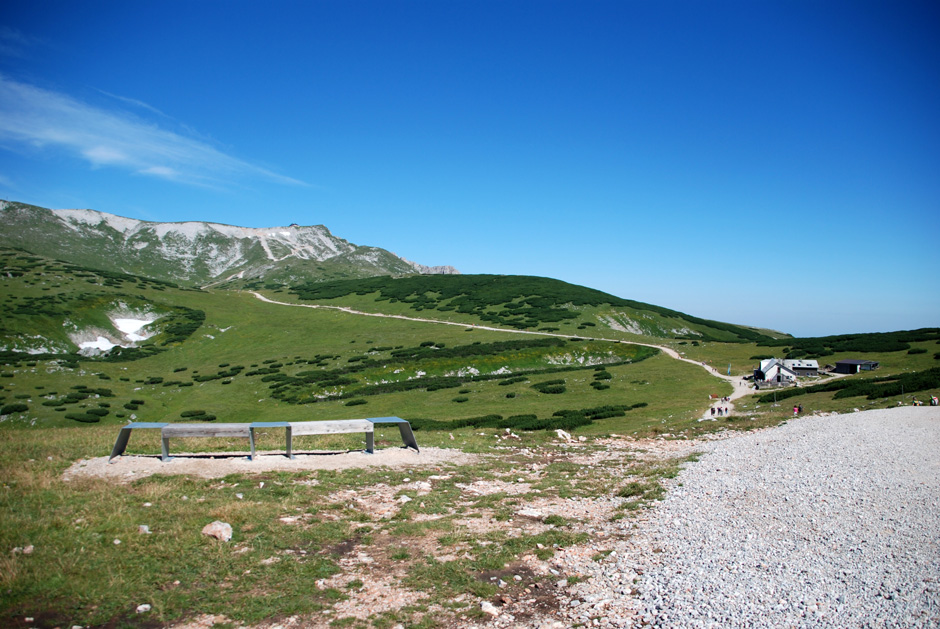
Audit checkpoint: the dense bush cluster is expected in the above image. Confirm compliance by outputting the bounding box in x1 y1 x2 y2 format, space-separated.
289 274 769 341
757 367 940 403
178 410 216 421
408 403 647 432
65 412 101 423
532 379 566 394
389 337 566 362
757 328 940 357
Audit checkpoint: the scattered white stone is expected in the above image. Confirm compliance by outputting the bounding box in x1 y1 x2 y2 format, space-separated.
236 493 244 499
113 539 121 545
481 601 501 617
138 525 151 535
556 429 573 442
136 604 151 613
517 508 543 519
201 521 233 542
399 495 412 504
143 502 152 507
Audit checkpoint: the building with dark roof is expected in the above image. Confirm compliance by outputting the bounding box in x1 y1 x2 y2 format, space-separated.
833 359 880 374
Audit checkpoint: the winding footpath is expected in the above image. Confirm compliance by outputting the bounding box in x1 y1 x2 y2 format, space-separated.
248 291 747 396
248 292 940 627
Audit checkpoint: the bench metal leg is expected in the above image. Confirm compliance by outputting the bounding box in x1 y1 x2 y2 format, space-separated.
366 431 374 454
286 427 294 459
161 437 173 462
108 427 133 463
397 423 419 452
249 427 256 461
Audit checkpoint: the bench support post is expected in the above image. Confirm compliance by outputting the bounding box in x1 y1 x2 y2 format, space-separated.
108 422 169 463
108 427 133 463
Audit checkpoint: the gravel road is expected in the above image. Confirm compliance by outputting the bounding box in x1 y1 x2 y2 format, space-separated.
634 406 940 628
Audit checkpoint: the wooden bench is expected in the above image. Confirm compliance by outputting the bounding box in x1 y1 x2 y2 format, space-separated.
108 416 419 463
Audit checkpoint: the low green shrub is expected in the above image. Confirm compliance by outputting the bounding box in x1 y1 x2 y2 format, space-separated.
180 410 207 418
1 403 28 414
345 399 367 406
453 396 469 403
65 413 100 423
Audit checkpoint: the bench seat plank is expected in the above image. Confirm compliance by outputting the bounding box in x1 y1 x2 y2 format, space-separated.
162 423 251 438
288 419 373 435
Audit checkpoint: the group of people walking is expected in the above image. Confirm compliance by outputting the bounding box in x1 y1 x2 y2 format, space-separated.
710 398 730 417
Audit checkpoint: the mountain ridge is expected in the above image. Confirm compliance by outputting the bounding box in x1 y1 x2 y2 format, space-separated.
0 200 458 287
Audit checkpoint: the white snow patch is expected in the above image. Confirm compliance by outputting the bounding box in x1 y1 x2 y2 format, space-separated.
490 367 512 375
112 318 153 341
80 336 118 352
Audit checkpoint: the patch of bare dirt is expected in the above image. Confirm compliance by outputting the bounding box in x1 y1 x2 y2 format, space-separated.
63 447 477 482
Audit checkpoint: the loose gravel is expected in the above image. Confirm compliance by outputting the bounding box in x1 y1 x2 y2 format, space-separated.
634 407 940 628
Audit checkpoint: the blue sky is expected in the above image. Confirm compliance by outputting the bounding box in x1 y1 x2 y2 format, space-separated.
1 1 937 337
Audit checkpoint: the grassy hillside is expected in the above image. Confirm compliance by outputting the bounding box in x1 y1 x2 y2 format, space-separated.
1 248 731 437
284 274 781 343
2 247 938 627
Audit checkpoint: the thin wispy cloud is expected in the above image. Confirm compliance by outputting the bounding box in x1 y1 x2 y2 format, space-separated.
0 75 307 188
0 27 37 58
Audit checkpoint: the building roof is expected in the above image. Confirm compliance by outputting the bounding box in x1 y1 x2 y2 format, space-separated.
784 359 818 369
835 359 880 365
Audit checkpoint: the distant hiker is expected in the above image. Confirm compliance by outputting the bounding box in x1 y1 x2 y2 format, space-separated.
798 404 803 414
710 407 715 416
793 405 799 416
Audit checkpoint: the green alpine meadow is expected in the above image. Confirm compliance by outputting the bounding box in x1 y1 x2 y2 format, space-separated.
1 202 938 628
